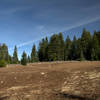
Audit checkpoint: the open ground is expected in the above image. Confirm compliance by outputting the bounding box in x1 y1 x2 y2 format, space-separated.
0 61 100 100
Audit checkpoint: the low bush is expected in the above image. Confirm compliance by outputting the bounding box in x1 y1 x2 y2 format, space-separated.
0 60 6 67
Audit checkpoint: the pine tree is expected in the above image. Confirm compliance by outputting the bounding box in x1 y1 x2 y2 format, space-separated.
31 44 37 62
81 28 91 60
64 36 72 60
48 34 59 61
80 50 85 61
9 55 13 64
0 44 2 60
21 51 27 65
0 44 4 60
91 48 95 61
38 37 48 61
0 43 9 63
91 31 99 60
96 31 100 45
44 37 48 61
70 36 77 60
58 32 65 60
27 55 31 63
94 31 100 60
38 40 44 61
13 46 18 64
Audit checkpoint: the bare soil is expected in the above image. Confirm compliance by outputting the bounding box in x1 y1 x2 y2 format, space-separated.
0 61 100 100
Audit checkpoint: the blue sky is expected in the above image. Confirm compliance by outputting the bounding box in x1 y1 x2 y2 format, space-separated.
0 0 100 59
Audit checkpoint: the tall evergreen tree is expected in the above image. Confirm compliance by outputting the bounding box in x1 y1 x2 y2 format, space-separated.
44 37 49 61
13 46 18 64
90 31 99 60
96 31 100 45
94 30 100 60
76 38 85 60
64 36 72 60
91 48 96 61
81 28 91 60
58 32 65 60
48 34 60 61
0 43 9 63
38 40 44 61
31 44 37 62
80 50 85 61
9 55 13 64
21 51 27 65
27 55 31 63
70 36 77 60
38 37 48 61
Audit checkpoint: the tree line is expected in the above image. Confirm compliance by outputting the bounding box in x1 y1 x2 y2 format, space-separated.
38 29 100 61
0 28 100 66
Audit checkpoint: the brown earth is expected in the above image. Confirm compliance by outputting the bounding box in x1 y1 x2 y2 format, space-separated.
0 61 100 100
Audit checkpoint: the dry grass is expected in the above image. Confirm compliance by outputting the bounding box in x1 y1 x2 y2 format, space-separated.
0 61 100 100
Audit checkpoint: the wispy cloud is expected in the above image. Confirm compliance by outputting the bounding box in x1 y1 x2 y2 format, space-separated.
37 25 45 30
0 6 32 15
83 4 100 12
62 16 100 32
9 16 100 51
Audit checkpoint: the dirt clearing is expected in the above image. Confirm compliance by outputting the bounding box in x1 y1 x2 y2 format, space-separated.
0 61 100 100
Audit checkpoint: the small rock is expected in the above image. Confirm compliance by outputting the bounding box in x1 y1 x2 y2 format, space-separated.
1 81 3 84
74 90 81 95
41 72 45 75
64 81 67 85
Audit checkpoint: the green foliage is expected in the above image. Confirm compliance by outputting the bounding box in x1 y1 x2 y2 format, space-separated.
31 44 36 62
9 55 13 64
0 60 6 67
58 32 65 60
64 36 72 60
1 28 100 64
31 44 39 62
12 46 19 64
91 48 96 61
48 34 60 61
90 31 99 60
38 29 100 61
27 55 31 63
80 50 85 61
0 44 9 63
21 51 27 65
81 29 92 60
38 37 48 61
47 33 65 61
70 36 77 60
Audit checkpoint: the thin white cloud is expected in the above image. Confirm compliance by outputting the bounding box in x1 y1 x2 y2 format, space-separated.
61 16 100 32
0 6 32 15
83 4 100 12
37 25 45 30
9 16 100 51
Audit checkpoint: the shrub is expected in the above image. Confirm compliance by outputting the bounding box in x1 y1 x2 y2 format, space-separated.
21 51 27 66
21 59 27 65
0 60 6 67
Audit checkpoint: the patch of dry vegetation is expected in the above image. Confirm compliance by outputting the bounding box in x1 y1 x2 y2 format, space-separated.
0 61 100 100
